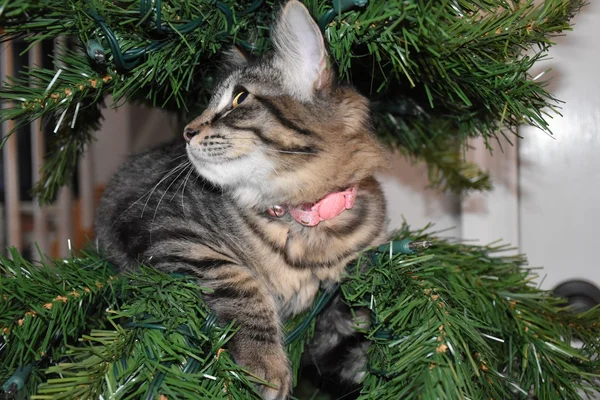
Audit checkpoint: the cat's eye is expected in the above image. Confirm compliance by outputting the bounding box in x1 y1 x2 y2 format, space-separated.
232 91 248 108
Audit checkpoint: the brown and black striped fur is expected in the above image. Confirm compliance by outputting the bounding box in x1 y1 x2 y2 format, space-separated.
95 1 388 398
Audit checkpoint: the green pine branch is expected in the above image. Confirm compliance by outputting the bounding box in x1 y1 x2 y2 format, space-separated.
1 254 319 398
0 48 112 203
343 225 600 399
3 224 600 398
372 97 494 192
0 0 585 201
32 266 263 400
0 249 122 369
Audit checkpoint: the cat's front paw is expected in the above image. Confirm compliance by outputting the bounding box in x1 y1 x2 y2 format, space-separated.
235 345 292 400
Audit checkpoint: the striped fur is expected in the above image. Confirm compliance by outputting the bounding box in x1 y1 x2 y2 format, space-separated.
95 1 388 399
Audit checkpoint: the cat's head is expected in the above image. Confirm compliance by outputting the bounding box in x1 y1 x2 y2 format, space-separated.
185 0 388 208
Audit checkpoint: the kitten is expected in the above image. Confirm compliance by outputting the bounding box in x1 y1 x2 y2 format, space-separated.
95 1 388 398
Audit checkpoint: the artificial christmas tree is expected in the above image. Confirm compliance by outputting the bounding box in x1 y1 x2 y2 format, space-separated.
2 228 600 399
0 0 597 399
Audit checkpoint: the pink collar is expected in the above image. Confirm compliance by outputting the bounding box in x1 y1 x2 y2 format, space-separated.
267 186 357 227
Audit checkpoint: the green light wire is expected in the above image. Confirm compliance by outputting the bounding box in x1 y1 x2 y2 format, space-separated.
85 0 375 70
85 0 258 71
285 286 339 346
1 365 32 396
318 0 369 31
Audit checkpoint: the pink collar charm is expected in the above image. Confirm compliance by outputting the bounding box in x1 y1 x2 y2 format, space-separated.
267 186 357 227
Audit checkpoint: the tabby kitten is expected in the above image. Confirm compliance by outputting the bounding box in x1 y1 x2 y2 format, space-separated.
95 1 388 398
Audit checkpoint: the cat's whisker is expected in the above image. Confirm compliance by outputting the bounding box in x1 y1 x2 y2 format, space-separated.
110 160 190 227
169 163 194 202
267 148 316 155
260 147 315 156
180 166 195 217
152 162 193 222
142 161 191 218
148 153 189 172
167 163 195 212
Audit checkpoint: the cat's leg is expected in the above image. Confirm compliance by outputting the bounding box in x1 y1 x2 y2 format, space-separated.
302 294 370 397
202 264 291 400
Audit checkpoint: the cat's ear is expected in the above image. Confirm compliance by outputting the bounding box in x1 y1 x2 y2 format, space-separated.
272 0 333 100
222 46 250 71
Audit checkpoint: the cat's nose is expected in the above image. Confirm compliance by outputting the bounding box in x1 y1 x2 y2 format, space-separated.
183 127 199 143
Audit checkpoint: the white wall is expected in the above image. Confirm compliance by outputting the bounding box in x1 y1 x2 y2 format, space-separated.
461 138 520 249
519 1 600 290
91 100 179 186
378 156 460 236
